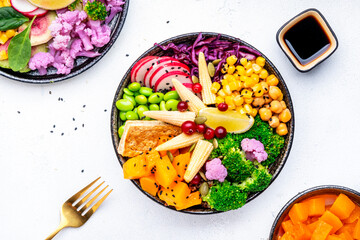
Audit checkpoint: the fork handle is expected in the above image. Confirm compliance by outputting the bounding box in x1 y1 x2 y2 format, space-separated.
45 225 66 240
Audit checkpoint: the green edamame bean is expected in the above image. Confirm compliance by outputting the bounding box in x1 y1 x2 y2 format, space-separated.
126 111 139 120
135 95 148 105
128 82 141 92
164 91 179 101
123 94 136 107
165 99 179 111
137 105 149 119
116 99 134 111
160 101 167 111
118 125 125 138
133 91 140 97
119 111 127 121
148 92 164 104
149 104 160 111
123 88 134 96
139 87 153 97
134 107 138 115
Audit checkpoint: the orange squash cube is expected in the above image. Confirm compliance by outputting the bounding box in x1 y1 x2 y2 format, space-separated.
338 231 354 240
345 206 360 224
312 220 333 240
319 210 343 234
123 154 147 179
282 220 295 233
172 152 191 181
330 194 356 220
175 191 202 211
289 203 309 223
140 175 159 196
326 235 343 240
280 232 295 240
145 150 161 174
155 156 177 187
353 219 360 239
308 220 320 233
308 198 326 217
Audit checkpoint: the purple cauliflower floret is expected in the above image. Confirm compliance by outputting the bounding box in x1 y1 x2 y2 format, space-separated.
29 52 55 75
53 49 74 75
51 35 71 50
241 138 268 163
105 0 125 24
205 158 228 182
87 20 111 47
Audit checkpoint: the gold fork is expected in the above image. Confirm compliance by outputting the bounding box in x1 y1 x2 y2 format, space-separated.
45 177 112 240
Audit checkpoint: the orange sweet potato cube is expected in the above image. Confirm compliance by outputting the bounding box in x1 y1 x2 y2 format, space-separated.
330 194 356 220
289 203 309 223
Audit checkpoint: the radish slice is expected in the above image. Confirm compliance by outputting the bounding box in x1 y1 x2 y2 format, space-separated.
11 0 38 13
23 8 48 17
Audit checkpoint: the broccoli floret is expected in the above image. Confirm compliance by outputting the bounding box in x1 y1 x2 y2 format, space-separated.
84 0 107 21
237 163 272 192
202 181 248 211
212 115 285 166
68 0 83 11
221 147 255 182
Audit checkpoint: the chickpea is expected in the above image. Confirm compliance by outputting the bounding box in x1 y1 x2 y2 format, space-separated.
252 97 265 108
264 104 270 109
279 108 292 123
266 74 279 86
270 100 283 114
269 86 282 100
268 116 280 128
280 101 287 110
260 81 269 93
250 108 258 117
276 123 288 136
259 108 272 121
263 94 272 104
277 92 284 101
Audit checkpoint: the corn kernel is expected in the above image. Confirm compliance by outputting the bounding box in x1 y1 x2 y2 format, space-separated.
223 74 230 80
235 81 243 91
228 104 236 110
3 0 11 6
256 57 266 67
225 96 234 105
239 108 246 114
252 63 262 74
215 96 224 104
240 58 248 66
231 91 240 97
236 65 246 75
245 68 254 76
244 104 252 114
211 82 221 93
5 29 15 38
240 75 247 82
0 50 8 60
259 69 269 79
221 64 229 74
244 77 257 88
234 95 244 106
217 89 227 98
229 81 237 91
236 106 243 113
250 108 258 117
227 75 236 83
241 89 253 98
244 97 253 104
252 83 264 97
233 73 241 81
227 65 235 74
250 74 260 84
260 81 269 93
221 79 229 86
226 55 238 66
244 61 252 70
0 34 9 45
223 84 232 95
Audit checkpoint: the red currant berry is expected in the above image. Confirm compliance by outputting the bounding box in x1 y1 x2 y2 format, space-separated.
204 127 215 140
177 101 188 112
217 102 228 112
181 121 196 135
192 83 203 93
196 124 206 133
190 174 201 185
215 126 227 139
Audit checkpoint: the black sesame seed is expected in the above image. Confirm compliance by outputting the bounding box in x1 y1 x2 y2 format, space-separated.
83 105 86 108
126 54 129 57
134 163 136 167
177 162 180 166
149 148 152 151
172 194 175 198
74 127 77 131
81 169 84 173
167 166 170 170
160 190 163 195
61 133 64 136
166 20 169 24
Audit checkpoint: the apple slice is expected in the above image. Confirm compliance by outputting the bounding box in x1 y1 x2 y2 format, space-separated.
154 71 192 93
143 56 176 87
27 0 75 10
149 63 190 89
23 8 48 17
11 0 38 13
132 57 160 86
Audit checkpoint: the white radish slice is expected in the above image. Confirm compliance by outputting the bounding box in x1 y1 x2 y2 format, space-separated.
133 57 160 86
24 8 48 17
11 0 38 13
149 63 190 89
154 71 192 93
130 56 155 83
143 56 175 87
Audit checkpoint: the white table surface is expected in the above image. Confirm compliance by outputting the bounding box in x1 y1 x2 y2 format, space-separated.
1 0 360 239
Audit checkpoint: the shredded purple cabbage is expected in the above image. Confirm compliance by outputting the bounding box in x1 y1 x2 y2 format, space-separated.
155 33 261 82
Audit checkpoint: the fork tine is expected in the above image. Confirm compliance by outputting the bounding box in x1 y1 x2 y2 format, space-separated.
79 185 108 212
74 181 105 208
67 177 101 203
84 189 113 217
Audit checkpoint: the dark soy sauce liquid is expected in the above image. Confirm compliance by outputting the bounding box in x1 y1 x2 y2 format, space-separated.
284 16 330 65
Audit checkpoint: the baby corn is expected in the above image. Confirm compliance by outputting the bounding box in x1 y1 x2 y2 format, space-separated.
155 133 204 151
143 111 196 126
172 78 206 114
184 140 214 182
198 52 216 105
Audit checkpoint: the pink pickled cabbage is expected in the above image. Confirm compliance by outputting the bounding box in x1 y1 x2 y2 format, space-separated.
155 33 261 82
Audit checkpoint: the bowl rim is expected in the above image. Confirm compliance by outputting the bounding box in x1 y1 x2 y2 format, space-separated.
0 0 129 84
110 31 295 214
276 8 338 72
269 185 360 239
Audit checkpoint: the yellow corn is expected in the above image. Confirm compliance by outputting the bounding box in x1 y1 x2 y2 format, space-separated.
227 74 236 82
260 81 269 93
259 69 269 79
240 58 248 66
3 0 11 6
244 77 257 88
0 33 9 45
215 96 224 104
241 89 253 98
244 61 252 70
221 63 228 74
156 133 204 152
231 91 240 97
236 65 246 75
184 140 214 182
256 57 266 67
239 108 246 114
227 104 236 110
245 68 254 76
143 111 196 126
226 55 238 66
223 84 232 95
0 50 8 60
252 63 262 74
198 52 216 105
5 29 15 38
252 83 264 97
225 96 234 106
234 95 244 106
172 78 206 114
236 81 243 91
233 73 241 81
244 97 253 104
251 74 260 83
227 65 236 74
229 81 237 91
240 75 248 82
236 106 243 112
221 79 229 85
217 89 226 98
250 108 258 117
211 82 221 93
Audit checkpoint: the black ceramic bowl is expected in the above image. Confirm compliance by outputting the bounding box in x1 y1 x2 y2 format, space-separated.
269 185 360 239
111 32 295 214
0 1 129 84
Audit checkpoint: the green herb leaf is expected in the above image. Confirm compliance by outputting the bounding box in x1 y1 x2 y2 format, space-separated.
8 16 36 72
0 7 29 31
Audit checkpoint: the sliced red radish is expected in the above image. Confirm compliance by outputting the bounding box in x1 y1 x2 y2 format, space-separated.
23 8 48 17
11 0 38 13
131 56 159 85
143 56 177 87
130 56 155 82
149 62 190 89
154 71 192 93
